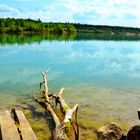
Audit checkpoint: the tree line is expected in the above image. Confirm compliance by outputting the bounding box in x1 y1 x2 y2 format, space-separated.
73 23 140 34
0 18 140 39
0 18 77 34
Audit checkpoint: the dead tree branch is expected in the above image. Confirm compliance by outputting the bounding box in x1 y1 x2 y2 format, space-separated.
34 71 79 140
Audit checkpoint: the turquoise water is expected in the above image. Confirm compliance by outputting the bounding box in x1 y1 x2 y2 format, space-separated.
0 39 140 139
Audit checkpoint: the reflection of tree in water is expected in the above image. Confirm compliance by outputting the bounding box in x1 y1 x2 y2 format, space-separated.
0 33 77 46
0 32 140 46
76 32 140 41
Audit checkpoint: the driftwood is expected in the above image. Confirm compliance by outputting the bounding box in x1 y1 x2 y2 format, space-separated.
34 71 140 140
34 71 79 140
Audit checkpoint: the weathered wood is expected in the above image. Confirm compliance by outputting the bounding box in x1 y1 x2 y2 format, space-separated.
15 110 38 140
34 71 79 140
0 110 21 140
41 72 60 128
0 109 38 140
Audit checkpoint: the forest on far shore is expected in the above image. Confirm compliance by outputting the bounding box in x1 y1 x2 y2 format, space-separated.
0 18 77 34
0 18 140 40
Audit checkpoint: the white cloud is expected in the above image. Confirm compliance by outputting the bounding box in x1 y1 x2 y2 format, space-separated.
30 0 140 27
0 0 140 27
0 4 21 17
0 4 19 13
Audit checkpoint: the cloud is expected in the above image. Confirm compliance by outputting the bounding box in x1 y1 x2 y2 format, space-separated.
0 4 21 17
0 40 140 83
0 0 140 27
29 0 140 27
0 4 19 13
84 42 140 77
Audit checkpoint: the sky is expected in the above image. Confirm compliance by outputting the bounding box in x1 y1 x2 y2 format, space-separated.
0 0 140 27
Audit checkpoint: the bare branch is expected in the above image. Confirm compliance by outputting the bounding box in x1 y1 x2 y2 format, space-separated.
46 68 50 73
35 71 79 139
58 86 65 96
64 104 78 123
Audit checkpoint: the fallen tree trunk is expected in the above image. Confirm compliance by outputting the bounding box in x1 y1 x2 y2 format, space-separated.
34 71 79 140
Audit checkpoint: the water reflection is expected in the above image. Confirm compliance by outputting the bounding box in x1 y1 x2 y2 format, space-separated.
0 41 140 89
0 34 77 46
0 39 140 139
0 33 140 46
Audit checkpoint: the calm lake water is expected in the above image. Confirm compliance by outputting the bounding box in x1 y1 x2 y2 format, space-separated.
0 38 140 139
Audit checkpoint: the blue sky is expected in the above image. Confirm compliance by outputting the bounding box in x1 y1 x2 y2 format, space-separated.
0 0 140 27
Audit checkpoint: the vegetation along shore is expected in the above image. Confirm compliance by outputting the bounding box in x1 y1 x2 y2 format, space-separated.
0 18 140 40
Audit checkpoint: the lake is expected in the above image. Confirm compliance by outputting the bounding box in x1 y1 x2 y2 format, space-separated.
0 36 140 139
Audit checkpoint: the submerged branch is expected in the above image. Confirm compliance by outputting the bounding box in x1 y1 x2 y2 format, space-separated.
34 71 79 139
